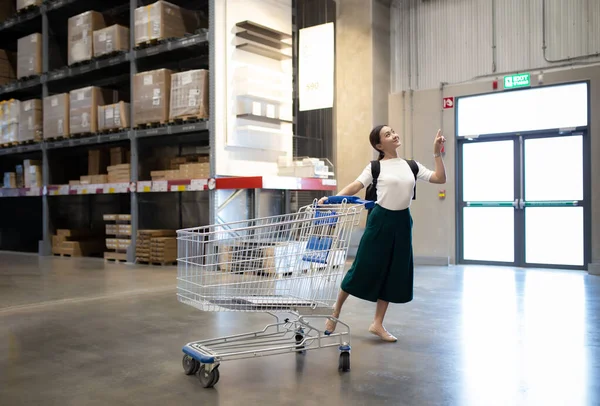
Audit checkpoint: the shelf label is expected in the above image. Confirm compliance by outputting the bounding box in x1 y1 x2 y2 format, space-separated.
171 185 187 192
152 181 168 192
190 179 208 191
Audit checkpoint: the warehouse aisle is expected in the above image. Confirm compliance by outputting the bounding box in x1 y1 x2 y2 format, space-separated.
0 253 598 406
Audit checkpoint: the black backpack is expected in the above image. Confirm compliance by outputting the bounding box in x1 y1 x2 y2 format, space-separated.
365 159 419 213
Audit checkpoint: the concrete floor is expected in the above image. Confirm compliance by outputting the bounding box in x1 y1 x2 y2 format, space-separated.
0 253 599 406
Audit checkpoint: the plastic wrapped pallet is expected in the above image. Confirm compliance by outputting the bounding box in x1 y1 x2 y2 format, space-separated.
133 69 172 126
19 99 42 143
17 33 42 78
68 11 106 65
43 94 70 139
0 100 20 145
17 0 42 11
93 25 130 57
98 102 130 131
134 1 202 45
0 50 16 86
69 86 114 135
169 69 209 120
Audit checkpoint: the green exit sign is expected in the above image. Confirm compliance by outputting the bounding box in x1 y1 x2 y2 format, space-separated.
504 73 531 89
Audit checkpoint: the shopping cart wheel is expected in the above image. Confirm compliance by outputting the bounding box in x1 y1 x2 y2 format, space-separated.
338 352 350 372
295 328 305 352
197 365 220 388
182 355 200 375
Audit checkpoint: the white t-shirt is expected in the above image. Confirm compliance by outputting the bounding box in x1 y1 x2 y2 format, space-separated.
356 158 434 211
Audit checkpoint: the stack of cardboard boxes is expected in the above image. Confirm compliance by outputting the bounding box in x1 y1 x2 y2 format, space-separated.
104 214 131 262
19 100 43 143
133 1 202 46
17 33 42 79
52 229 104 257
68 11 106 65
67 147 130 186
136 230 176 264
150 155 209 181
0 99 20 145
43 94 69 140
70 86 115 135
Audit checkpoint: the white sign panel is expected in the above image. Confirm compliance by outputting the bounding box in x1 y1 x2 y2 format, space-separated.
457 82 588 137
299 22 334 111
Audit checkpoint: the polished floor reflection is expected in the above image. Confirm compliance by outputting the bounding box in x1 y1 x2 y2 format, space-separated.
0 253 598 406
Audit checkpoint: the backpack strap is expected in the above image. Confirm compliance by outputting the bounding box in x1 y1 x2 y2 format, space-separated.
406 159 418 200
371 160 380 185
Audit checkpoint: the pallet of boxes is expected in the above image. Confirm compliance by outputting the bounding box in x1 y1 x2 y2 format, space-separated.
136 230 177 266
104 214 131 263
52 229 104 257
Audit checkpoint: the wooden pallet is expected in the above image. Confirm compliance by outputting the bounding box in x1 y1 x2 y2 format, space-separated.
17 139 37 145
15 4 39 14
93 50 125 60
70 132 94 138
69 59 93 68
104 251 127 263
136 260 177 266
44 136 69 142
168 116 207 125
134 37 177 50
1 142 19 148
18 74 40 82
99 127 128 135
134 121 167 129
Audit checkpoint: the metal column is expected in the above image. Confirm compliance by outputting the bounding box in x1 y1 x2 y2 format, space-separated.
127 0 138 263
40 7 51 256
208 0 217 226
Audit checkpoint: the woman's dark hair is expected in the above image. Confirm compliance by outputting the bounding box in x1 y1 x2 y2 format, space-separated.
369 124 387 160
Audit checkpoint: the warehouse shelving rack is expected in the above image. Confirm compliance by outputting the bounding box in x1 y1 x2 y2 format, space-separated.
0 0 336 261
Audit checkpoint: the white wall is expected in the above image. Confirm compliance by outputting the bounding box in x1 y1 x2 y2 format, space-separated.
391 0 600 92
214 0 293 177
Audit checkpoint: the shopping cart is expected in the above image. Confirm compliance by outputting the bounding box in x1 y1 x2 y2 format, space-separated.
176 196 374 388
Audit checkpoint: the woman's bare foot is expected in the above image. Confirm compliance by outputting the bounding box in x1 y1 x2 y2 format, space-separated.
325 309 340 333
368 323 397 342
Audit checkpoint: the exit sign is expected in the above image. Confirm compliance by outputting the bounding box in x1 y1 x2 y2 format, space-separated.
504 73 531 89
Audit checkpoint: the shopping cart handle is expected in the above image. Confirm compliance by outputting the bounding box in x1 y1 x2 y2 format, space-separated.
324 196 375 209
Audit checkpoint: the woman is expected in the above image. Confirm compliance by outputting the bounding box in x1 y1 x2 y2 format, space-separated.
321 125 446 342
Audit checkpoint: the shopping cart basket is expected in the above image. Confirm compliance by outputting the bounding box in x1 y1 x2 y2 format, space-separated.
177 196 374 387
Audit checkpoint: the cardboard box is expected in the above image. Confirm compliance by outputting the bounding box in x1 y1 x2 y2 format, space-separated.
91 175 108 184
169 69 209 120
23 160 41 187
110 147 128 165
134 1 202 45
93 25 129 57
17 33 42 78
98 102 130 131
133 69 172 126
68 11 106 65
0 100 20 144
70 86 114 135
107 164 130 183
17 0 42 11
19 99 43 143
43 94 69 139
88 149 108 175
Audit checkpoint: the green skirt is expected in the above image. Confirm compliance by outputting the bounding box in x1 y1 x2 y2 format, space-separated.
341 204 414 304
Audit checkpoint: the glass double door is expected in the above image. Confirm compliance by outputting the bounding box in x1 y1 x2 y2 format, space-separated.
458 132 588 269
